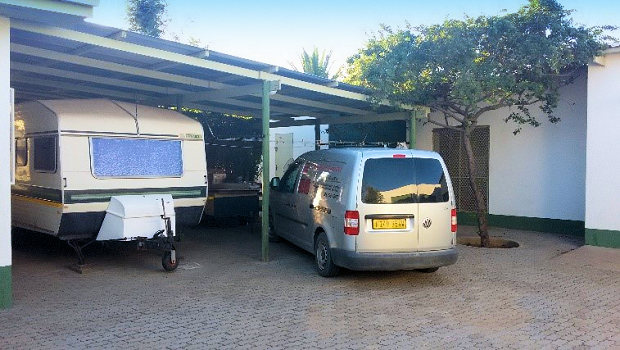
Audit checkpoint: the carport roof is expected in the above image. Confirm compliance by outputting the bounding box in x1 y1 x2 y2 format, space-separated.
9 19 426 126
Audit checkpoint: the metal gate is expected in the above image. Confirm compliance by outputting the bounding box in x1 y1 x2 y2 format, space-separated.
433 127 489 212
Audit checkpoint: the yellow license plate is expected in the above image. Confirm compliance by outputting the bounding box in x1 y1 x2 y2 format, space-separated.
372 219 406 230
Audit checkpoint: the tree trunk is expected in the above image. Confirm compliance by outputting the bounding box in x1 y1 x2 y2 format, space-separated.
462 128 490 247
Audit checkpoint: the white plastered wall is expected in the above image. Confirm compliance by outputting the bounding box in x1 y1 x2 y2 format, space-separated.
0 15 11 268
415 75 587 221
586 51 620 231
268 124 328 179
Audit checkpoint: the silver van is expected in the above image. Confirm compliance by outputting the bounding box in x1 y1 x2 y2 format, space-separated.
269 148 458 277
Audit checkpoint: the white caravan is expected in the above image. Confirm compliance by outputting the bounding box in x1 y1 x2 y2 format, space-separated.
11 99 208 271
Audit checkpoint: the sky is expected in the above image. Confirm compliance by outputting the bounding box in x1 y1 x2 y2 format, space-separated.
88 0 620 77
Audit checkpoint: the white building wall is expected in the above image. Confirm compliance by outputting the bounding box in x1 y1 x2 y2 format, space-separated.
268 124 328 178
0 16 11 268
416 75 587 221
586 51 620 232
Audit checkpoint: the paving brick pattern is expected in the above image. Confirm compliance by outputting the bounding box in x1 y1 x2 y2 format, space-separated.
1 225 618 349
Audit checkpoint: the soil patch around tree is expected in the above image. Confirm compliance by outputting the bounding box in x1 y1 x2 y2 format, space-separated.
457 236 520 248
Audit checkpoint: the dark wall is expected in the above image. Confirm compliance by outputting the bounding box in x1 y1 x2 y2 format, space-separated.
329 120 406 146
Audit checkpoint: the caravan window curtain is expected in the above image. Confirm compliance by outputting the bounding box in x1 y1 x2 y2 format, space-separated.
91 138 183 178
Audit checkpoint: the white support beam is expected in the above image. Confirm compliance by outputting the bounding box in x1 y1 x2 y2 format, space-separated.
10 19 373 102
147 48 209 71
12 74 157 102
211 96 327 117
12 43 227 90
263 66 279 73
69 30 128 56
181 80 280 103
271 94 368 115
182 83 261 102
11 62 188 95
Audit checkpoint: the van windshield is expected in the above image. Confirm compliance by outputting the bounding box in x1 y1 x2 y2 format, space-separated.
361 158 449 204
91 138 183 178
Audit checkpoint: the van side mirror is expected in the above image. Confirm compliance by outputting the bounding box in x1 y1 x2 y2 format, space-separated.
270 177 280 189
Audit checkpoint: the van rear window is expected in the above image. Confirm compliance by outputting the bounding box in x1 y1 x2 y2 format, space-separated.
91 138 183 178
361 158 449 204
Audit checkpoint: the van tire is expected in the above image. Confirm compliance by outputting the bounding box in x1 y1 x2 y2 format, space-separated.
417 267 439 273
315 232 340 277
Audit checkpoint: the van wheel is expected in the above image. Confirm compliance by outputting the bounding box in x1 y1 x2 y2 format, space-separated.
315 232 340 277
417 267 439 273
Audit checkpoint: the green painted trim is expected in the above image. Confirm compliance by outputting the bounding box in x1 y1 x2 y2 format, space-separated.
457 212 480 226
585 228 620 248
457 212 585 236
0 265 11 309
65 186 207 203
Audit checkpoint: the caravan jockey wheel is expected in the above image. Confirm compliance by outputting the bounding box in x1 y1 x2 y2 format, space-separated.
162 250 178 272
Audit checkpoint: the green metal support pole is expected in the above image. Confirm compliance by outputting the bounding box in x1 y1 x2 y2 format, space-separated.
409 111 417 149
261 80 271 262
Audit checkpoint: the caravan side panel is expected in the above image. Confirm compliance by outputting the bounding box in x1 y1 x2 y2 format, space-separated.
58 134 206 238
11 101 63 235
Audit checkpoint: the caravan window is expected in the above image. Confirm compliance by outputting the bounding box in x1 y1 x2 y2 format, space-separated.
33 136 56 172
91 138 183 178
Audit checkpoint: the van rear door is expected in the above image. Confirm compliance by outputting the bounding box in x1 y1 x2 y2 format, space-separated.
355 153 452 253
356 153 419 252
414 158 453 251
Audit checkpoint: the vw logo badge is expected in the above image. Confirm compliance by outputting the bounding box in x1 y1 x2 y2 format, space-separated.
422 218 432 229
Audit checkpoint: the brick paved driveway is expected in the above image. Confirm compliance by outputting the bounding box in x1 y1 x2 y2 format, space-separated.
1 225 618 349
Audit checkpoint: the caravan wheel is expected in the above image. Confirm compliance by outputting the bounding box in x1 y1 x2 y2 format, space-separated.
162 251 179 272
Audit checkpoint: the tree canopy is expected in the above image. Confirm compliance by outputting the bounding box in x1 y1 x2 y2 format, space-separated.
346 0 610 133
127 0 167 37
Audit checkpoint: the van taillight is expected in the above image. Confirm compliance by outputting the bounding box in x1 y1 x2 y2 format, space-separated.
344 210 359 235
451 208 457 233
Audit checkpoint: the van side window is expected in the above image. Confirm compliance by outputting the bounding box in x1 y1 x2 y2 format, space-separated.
15 138 28 167
33 136 57 172
278 161 303 193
